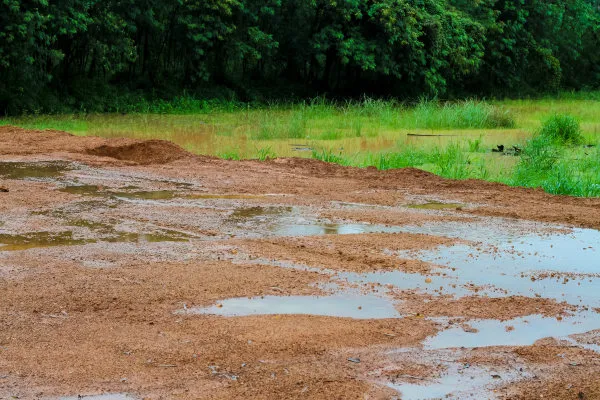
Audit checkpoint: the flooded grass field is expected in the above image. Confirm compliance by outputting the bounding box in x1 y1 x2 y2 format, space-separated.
3 98 600 197
3 98 599 158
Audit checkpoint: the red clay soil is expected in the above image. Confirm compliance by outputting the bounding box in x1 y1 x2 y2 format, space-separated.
0 126 599 399
86 140 189 165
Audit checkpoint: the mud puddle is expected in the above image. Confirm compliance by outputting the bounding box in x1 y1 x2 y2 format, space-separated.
71 219 193 244
227 206 406 237
60 184 105 196
183 292 401 319
111 190 177 200
0 231 91 251
60 183 266 204
0 225 191 252
187 193 266 200
407 202 464 210
424 311 600 350
0 161 73 180
380 224 600 397
206 217 600 387
104 231 191 243
402 227 600 303
385 349 531 400
222 205 563 241
389 364 522 400
229 223 600 304
60 185 179 200
59 394 136 400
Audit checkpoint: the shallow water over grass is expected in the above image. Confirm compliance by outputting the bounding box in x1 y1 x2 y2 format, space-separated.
1 108 532 159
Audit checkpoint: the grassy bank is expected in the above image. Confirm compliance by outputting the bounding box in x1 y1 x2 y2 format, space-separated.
311 120 600 197
1 97 599 197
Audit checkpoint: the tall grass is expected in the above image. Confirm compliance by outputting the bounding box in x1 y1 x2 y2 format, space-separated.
243 98 515 140
538 114 584 144
313 142 476 180
401 100 516 130
510 115 599 196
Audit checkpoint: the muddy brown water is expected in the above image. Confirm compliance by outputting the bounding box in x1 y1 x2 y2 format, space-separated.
408 202 465 210
60 184 105 196
0 231 91 251
0 161 73 179
0 231 190 251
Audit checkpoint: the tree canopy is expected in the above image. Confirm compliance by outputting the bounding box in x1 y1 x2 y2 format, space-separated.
1 0 599 113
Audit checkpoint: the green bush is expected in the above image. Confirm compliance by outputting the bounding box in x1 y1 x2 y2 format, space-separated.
538 114 584 144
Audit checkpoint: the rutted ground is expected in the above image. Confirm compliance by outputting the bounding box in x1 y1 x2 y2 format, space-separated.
1 126 600 399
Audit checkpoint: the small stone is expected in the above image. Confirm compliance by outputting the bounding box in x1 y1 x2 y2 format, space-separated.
0 187 8 193
347 357 361 363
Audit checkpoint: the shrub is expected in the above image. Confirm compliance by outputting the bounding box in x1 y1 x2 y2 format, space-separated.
538 114 583 144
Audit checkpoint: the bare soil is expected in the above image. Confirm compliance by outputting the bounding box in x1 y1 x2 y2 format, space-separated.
1 126 600 399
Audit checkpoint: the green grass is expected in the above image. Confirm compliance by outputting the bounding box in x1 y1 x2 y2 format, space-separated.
256 146 277 161
2 94 600 197
538 114 584 144
312 144 480 180
509 116 600 196
217 148 242 160
310 113 599 196
400 100 516 130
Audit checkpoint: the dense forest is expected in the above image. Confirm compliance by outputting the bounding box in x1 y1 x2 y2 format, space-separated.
1 0 599 114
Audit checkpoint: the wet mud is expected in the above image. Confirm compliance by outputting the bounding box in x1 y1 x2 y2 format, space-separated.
1 126 600 399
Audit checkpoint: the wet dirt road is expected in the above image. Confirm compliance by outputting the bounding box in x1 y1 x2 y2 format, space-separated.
1 126 600 399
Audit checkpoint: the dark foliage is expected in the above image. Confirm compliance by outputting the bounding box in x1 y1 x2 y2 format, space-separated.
1 0 599 114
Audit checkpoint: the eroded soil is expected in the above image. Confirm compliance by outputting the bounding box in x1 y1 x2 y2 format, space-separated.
1 126 600 399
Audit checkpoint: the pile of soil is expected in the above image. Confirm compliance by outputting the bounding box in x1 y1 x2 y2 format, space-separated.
86 140 190 165
0 126 192 165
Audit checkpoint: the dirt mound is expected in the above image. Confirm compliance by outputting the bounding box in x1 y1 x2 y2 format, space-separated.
0 125 82 155
0 126 191 165
86 140 190 165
